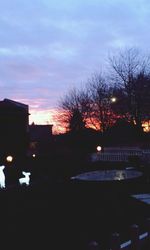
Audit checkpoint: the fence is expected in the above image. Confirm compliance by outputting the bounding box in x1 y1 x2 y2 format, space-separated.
91 152 142 162
102 147 141 154
88 218 150 250
91 148 150 163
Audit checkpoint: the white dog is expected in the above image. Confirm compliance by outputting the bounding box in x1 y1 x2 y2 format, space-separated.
19 171 31 186
0 165 5 188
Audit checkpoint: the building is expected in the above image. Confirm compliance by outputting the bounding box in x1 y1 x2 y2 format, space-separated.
29 124 53 156
0 98 29 163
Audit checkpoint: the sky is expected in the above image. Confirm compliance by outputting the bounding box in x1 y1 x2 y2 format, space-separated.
0 0 150 133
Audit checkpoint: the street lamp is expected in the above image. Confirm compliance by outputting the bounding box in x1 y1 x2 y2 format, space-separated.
97 145 102 152
100 96 117 152
6 155 13 163
111 97 117 103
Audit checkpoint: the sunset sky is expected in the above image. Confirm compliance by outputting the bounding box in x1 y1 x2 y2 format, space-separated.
0 0 150 132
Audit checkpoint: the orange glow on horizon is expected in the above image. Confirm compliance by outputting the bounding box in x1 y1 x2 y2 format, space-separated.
29 109 53 125
29 108 66 134
29 107 150 135
11 98 66 134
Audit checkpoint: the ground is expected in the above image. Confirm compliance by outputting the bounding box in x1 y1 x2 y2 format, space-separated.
0 174 149 250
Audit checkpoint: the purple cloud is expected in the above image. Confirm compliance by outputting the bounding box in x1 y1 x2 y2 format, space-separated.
0 0 150 127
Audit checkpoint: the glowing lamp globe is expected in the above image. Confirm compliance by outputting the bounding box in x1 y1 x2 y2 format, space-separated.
6 155 13 163
111 97 116 103
97 146 102 152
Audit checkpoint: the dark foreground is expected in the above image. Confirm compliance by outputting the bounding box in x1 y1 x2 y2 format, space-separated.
0 177 149 250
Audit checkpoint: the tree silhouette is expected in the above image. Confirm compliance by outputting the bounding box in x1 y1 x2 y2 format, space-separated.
68 108 85 132
87 72 115 132
56 48 150 134
57 88 90 132
109 47 150 130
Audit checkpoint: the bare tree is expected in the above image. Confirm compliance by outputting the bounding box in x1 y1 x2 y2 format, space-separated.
68 108 85 132
109 48 149 86
132 72 150 128
87 73 115 132
109 47 150 129
57 73 117 133
57 88 90 132
56 48 150 134
109 86 129 120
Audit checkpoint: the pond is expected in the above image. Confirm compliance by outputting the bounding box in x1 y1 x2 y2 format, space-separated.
71 169 143 182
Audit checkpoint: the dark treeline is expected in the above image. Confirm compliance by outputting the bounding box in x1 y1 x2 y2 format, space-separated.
56 48 150 134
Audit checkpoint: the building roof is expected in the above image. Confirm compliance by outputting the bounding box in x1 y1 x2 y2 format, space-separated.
4 98 28 109
0 98 29 114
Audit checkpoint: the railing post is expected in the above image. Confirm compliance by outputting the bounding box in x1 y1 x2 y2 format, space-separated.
130 224 139 250
88 241 100 250
111 232 120 250
147 218 150 248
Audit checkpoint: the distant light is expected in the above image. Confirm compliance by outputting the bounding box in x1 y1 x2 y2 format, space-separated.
32 154 36 158
111 97 116 103
97 146 102 152
6 156 13 163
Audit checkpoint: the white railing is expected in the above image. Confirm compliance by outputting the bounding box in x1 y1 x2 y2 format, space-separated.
88 218 150 250
91 147 150 162
91 152 142 162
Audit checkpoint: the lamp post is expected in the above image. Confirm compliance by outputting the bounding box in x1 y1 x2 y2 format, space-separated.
6 155 13 163
101 96 117 152
97 145 102 153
